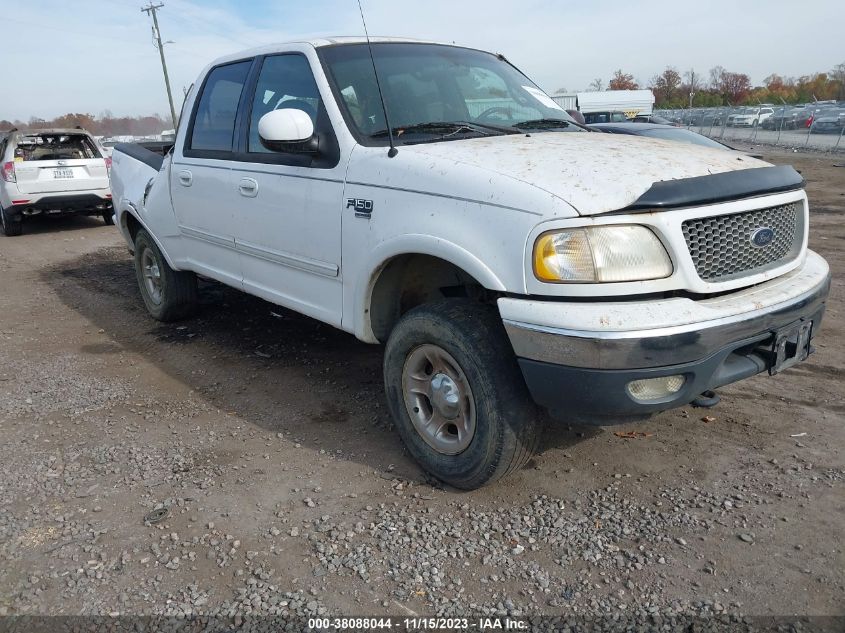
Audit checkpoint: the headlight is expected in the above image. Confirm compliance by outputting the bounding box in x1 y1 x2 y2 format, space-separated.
533 225 673 283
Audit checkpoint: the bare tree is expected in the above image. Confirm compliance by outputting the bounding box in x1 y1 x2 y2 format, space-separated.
831 62 845 100
709 65 726 90
588 78 604 92
684 69 701 108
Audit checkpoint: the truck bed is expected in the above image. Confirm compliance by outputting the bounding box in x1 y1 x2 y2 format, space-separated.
109 143 167 225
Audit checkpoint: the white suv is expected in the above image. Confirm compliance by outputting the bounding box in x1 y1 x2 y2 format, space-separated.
0 127 113 236
110 38 829 489
729 107 775 128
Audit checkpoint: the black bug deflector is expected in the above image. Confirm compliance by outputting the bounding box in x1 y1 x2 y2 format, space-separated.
624 165 805 211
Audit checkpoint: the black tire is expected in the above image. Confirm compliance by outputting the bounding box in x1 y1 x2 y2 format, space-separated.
0 206 22 236
133 228 198 321
384 298 541 489
102 210 115 226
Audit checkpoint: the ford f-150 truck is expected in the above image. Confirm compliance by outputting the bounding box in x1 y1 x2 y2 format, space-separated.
110 38 830 489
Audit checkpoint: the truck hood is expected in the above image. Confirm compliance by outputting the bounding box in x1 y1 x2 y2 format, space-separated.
408 132 770 216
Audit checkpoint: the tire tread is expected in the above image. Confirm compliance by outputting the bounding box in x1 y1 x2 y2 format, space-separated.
134 229 198 322
384 298 541 489
1 207 22 236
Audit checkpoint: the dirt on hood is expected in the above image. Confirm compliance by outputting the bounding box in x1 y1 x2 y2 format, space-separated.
409 132 771 215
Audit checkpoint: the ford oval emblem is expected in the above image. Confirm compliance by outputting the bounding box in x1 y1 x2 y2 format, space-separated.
750 227 775 248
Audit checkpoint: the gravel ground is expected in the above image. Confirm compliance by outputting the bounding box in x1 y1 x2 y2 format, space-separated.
0 149 842 629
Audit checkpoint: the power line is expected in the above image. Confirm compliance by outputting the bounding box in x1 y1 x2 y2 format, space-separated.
164 8 255 49
141 2 178 130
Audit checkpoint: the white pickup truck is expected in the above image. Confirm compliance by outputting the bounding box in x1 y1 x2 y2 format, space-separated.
110 37 830 489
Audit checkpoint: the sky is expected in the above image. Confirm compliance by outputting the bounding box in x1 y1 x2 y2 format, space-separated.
2 0 843 121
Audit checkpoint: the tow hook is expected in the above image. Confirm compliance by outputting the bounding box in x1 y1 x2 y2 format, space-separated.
691 390 720 408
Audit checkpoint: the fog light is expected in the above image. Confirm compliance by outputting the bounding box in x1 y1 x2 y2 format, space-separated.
626 375 685 402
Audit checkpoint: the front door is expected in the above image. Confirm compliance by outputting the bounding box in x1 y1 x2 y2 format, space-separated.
232 53 345 326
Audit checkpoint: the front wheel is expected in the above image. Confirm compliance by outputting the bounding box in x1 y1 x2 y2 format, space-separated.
384 299 541 489
133 229 198 321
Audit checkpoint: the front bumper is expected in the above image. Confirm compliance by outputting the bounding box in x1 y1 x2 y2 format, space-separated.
499 250 830 417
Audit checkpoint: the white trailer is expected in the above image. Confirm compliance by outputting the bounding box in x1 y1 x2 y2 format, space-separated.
575 89 655 117
551 93 577 110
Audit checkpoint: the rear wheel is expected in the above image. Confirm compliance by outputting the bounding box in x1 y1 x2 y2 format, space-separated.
102 209 115 225
384 299 541 489
0 206 22 237
133 229 198 321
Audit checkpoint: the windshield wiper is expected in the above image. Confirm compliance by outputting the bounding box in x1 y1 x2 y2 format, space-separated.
511 118 573 130
370 121 500 140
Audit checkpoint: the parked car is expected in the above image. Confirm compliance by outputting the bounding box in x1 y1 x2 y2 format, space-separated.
582 111 629 124
110 38 830 489
1 127 113 236
796 108 819 128
725 109 743 127
589 122 734 149
628 114 677 125
762 107 801 130
726 107 773 128
697 110 727 127
727 107 774 127
809 109 845 134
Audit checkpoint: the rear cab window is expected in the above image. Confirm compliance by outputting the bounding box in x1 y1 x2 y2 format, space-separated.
185 60 252 156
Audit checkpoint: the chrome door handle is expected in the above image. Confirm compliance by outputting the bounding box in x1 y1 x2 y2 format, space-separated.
177 170 192 187
238 177 259 198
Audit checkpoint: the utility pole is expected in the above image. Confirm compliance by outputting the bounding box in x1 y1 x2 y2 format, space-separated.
142 2 178 130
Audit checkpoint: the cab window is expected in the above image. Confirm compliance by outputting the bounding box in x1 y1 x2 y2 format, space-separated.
189 61 251 152
248 54 321 153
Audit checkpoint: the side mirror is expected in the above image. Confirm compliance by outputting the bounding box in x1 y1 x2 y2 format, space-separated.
258 109 317 154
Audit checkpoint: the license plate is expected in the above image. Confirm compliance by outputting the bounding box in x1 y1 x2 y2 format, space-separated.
769 321 812 375
53 168 74 179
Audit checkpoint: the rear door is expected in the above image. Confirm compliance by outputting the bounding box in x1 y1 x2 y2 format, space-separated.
171 59 253 287
13 133 108 194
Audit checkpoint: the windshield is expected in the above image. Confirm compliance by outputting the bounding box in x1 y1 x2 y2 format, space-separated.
638 127 729 150
318 43 581 144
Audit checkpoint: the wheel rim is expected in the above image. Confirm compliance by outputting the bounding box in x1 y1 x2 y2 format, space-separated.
401 344 476 455
140 247 163 305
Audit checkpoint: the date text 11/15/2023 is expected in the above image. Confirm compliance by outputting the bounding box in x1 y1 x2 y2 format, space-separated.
307 616 529 630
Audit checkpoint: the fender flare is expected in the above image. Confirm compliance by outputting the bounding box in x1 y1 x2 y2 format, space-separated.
118 201 181 271
353 234 507 342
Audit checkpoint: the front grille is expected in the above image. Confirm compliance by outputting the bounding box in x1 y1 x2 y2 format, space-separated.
682 202 802 282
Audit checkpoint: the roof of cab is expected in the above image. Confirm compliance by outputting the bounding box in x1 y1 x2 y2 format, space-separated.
205 36 467 67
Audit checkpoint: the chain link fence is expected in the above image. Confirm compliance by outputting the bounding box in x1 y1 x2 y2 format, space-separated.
654 105 845 153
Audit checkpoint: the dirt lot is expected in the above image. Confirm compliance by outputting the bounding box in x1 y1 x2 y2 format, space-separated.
0 148 842 625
